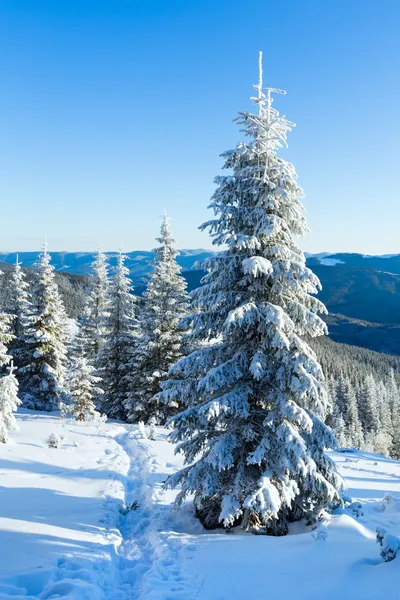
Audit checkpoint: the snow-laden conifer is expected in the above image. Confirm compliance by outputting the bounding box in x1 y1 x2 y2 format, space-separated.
345 380 364 448
20 244 68 410
357 374 379 448
156 53 343 534
375 380 392 455
0 362 20 443
0 270 18 442
69 337 103 422
79 247 109 361
0 270 14 369
7 256 34 372
125 215 189 425
98 250 138 420
332 374 363 448
389 371 400 457
387 370 400 431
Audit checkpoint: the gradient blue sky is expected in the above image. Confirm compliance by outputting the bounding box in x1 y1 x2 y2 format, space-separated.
0 0 399 253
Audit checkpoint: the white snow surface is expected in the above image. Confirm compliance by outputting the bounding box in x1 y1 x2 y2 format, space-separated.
319 258 345 266
1 410 399 600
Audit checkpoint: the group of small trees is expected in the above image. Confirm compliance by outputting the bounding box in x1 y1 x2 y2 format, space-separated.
0 214 190 442
74 214 189 423
328 371 400 456
0 247 70 441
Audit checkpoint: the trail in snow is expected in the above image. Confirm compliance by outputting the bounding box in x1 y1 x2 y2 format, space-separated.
0 411 202 600
114 428 203 600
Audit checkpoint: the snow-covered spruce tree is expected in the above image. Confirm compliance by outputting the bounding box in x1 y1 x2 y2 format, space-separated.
357 374 379 450
68 334 103 422
97 250 138 420
0 362 20 443
7 256 34 373
156 53 343 534
326 377 348 448
387 369 399 423
331 375 363 449
20 245 68 410
0 271 18 442
332 412 348 448
79 247 110 361
388 370 400 457
345 380 363 449
374 380 392 455
125 214 189 425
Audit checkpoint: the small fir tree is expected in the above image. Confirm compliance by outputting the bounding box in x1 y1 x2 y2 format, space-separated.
389 370 400 457
358 374 379 449
98 250 138 420
7 256 34 373
125 214 189 425
69 347 103 421
335 376 363 449
0 271 17 442
375 380 392 455
0 362 21 443
332 411 348 448
79 246 110 361
0 270 14 369
387 369 399 424
156 53 343 534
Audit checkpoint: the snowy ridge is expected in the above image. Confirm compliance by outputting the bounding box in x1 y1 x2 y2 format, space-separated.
1 411 400 600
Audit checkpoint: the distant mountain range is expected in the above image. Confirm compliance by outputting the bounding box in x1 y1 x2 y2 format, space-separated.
306 252 400 274
2 250 400 355
0 249 215 280
3 249 400 278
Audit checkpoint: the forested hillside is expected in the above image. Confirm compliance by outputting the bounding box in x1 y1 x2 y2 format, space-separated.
3 256 400 354
0 261 87 317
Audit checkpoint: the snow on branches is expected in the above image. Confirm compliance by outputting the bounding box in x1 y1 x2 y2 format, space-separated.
157 52 343 534
125 215 189 425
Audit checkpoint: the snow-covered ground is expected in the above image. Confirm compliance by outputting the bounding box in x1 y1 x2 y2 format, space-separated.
319 257 345 266
1 410 399 600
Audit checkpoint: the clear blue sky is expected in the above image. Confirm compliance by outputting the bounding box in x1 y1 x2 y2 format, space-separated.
0 0 399 253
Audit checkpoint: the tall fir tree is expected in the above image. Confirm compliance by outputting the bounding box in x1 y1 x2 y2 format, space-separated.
125 214 189 425
156 53 343 534
79 247 110 361
98 250 138 420
20 244 68 410
7 256 34 373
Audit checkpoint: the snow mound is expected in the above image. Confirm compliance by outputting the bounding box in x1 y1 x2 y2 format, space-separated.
320 257 345 266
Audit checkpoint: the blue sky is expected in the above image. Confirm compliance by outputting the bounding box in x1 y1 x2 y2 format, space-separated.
0 0 399 253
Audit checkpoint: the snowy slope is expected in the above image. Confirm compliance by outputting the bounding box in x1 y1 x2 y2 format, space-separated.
1 411 399 600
